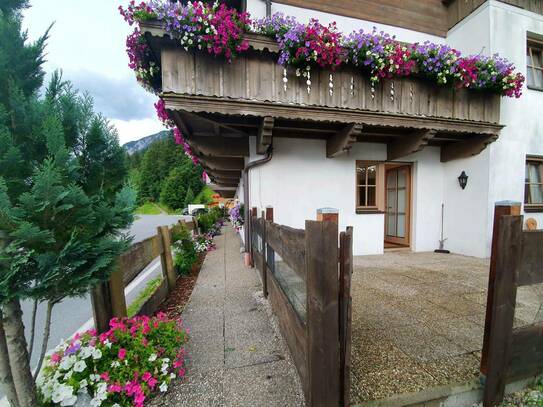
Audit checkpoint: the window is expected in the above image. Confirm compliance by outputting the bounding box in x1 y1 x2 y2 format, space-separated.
527 39 543 89
356 161 384 213
525 156 543 211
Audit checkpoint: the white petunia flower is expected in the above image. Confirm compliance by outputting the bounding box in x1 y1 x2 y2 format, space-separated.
73 360 87 373
148 353 157 362
111 360 121 368
92 349 102 360
159 382 168 393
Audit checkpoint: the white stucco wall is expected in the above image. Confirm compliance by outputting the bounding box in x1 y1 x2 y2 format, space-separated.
246 137 452 256
448 1 543 235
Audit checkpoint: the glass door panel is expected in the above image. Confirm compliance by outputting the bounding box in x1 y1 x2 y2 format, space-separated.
385 166 410 246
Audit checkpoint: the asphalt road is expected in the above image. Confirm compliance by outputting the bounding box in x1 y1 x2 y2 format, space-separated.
19 214 189 370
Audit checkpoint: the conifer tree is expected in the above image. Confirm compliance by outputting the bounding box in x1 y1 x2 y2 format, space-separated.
0 3 135 406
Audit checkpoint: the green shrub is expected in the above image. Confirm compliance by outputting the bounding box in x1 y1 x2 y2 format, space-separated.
172 223 198 275
196 212 216 233
171 222 191 244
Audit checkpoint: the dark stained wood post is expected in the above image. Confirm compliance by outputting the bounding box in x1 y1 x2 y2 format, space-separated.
305 208 340 407
339 227 353 407
250 207 258 267
158 226 177 292
481 201 521 375
108 262 127 318
262 206 274 298
91 283 113 334
483 214 522 406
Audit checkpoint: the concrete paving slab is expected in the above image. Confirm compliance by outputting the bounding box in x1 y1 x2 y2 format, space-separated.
150 225 305 406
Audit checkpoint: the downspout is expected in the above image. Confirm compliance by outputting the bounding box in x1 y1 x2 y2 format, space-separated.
243 147 273 253
265 0 272 17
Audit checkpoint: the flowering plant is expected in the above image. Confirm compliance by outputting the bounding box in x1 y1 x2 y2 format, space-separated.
252 12 298 38
344 28 415 84
229 203 244 231
37 314 187 407
125 29 160 92
276 19 344 81
121 3 524 98
143 0 250 61
193 233 215 253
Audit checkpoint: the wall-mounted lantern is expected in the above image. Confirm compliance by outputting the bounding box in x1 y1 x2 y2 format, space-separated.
458 171 468 190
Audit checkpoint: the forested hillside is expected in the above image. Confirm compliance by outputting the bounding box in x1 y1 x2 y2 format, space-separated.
128 137 205 211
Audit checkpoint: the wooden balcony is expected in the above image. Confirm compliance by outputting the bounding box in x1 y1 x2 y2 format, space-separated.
141 21 504 186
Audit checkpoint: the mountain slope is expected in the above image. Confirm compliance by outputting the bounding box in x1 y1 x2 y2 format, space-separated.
123 130 170 155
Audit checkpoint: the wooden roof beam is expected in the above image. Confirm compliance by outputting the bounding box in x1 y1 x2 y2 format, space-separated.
440 134 497 162
189 136 249 157
256 116 274 154
213 179 239 187
387 129 436 161
203 168 242 179
326 123 363 158
199 156 245 171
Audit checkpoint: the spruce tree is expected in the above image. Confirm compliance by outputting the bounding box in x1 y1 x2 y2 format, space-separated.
184 186 195 208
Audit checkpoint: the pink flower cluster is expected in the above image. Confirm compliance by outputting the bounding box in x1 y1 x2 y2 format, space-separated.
38 313 188 407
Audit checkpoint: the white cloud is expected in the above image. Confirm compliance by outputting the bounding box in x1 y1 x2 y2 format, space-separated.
111 118 166 145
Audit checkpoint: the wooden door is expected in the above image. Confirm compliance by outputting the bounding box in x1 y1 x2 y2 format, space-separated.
385 165 411 246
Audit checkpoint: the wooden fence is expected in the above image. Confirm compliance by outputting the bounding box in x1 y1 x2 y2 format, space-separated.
250 207 353 407
481 202 543 406
91 218 197 333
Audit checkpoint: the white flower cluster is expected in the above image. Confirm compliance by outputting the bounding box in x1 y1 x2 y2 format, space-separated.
37 339 104 407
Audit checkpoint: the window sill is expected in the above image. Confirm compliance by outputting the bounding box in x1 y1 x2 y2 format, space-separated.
356 208 385 215
527 85 543 92
524 205 543 213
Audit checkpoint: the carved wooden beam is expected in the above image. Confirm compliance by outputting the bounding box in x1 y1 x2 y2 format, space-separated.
188 136 249 157
213 179 239 187
199 156 245 170
203 168 242 179
387 129 436 161
440 134 498 162
326 123 363 158
256 116 274 154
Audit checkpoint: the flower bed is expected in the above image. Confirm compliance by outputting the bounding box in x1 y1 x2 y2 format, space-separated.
120 1 524 98
37 314 187 407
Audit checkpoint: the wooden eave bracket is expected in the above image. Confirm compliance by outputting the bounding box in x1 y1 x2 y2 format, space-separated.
256 116 274 155
387 129 436 161
440 134 498 162
189 136 249 158
326 124 363 158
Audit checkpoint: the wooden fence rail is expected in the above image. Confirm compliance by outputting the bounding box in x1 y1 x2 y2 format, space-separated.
250 207 353 407
481 202 543 406
91 218 196 333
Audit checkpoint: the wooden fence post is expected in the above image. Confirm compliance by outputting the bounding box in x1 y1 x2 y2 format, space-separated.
483 214 522 406
108 262 127 318
305 208 340 407
158 226 177 292
481 201 521 375
339 227 353 407
262 206 274 298
91 283 113 334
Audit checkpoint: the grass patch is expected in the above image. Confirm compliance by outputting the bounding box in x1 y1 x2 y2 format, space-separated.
194 186 216 205
127 277 163 317
155 202 182 215
135 202 162 215
135 201 183 215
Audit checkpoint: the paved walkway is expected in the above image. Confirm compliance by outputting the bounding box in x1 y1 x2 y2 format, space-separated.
151 226 305 407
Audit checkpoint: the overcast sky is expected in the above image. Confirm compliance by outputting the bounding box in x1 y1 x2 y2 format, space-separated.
22 0 165 145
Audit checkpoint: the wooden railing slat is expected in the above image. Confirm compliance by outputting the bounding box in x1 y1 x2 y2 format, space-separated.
508 323 543 380
518 230 543 286
119 235 164 287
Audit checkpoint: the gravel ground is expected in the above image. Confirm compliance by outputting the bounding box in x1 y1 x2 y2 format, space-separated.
350 251 543 404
